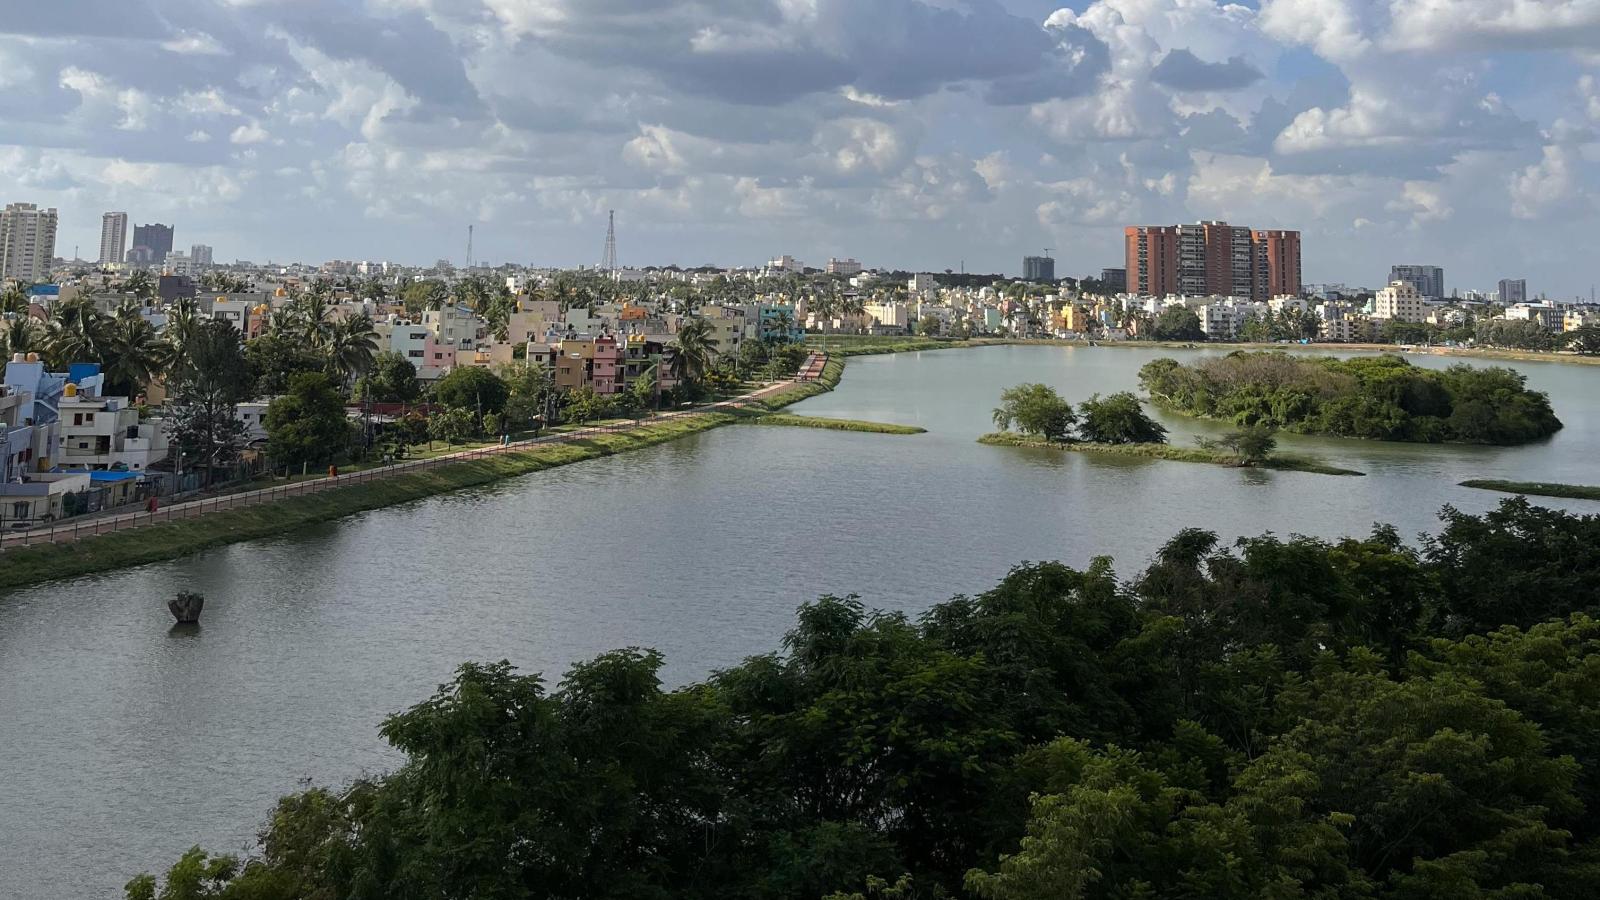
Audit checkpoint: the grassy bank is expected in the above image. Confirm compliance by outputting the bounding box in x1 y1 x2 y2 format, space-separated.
0 414 734 591
977 432 1364 476
739 414 924 434
1460 479 1600 501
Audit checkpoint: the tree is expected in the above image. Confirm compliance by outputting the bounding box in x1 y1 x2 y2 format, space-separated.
44 298 111 368
669 318 715 387
100 305 167 398
0 316 43 359
992 383 1076 441
323 314 380 387
1075 392 1168 444
434 366 509 416
265 373 351 470
1204 423 1278 464
427 407 478 445
245 335 326 398
166 319 250 481
1566 324 1600 355
354 351 422 404
1151 306 1205 341
502 363 555 430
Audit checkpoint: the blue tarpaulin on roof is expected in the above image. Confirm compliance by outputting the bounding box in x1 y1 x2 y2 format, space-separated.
89 471 141 483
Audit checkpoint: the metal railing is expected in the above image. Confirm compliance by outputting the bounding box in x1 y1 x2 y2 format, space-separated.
0 387 788 553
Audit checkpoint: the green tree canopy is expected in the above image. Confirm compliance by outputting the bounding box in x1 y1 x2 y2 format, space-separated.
1074 392 1167 444
433 366 509 415
992 383 1076 441
265 372 351 469
354 351 422 404
1151 306 1205 341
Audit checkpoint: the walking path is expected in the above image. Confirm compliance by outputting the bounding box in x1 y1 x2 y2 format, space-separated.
0 380 799 552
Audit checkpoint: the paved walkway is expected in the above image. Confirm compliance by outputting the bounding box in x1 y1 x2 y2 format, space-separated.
0 380 800 552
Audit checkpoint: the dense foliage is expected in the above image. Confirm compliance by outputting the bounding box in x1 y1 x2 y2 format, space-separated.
265 373 353 470
1074 392 1168 444
128 498 1600 899
1139 352 1563 444
1151 307 1205 341
993 385 1166 446
992 383 1076 440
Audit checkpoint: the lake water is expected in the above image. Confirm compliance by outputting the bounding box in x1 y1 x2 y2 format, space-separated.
2 344 1597 898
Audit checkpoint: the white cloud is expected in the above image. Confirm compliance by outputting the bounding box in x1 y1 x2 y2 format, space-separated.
161 30 228 55
230 121 270 144
1510 144 1587 219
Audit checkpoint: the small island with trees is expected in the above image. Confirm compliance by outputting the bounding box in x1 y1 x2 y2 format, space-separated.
978 383 1363 476
1138 352 1563 445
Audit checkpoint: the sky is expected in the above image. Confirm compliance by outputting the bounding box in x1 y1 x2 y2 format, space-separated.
2 1 1599 296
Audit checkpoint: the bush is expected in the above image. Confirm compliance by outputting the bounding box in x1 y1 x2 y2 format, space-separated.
1076 392 1168 444
992 383 1076 441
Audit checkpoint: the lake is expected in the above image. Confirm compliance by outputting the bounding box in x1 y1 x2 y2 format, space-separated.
2 344 1597 898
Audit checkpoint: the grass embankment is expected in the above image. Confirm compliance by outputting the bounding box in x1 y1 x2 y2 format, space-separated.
977 432 1365 477
0 414 733 591
740 414 925 435
1460 480 1600 501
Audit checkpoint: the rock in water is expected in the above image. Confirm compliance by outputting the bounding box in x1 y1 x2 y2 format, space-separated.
168 591 205 624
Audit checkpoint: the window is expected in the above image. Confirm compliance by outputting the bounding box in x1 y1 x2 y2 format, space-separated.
408 349 424 358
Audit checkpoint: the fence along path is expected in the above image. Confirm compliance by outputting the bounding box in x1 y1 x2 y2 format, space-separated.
0 382 795 552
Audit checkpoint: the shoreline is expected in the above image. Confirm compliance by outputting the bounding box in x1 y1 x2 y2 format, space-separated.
0 358 852 592
1460 479 1600 502
810 335 1600 368
976 432 1366 476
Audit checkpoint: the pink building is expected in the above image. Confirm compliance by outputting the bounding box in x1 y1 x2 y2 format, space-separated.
592 336 622 394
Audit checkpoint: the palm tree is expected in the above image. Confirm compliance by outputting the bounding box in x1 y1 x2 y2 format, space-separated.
164 297 203 376
324 313 380 386
102 306 166 397
669 317 715 387
45 299 111 368
0 282 28 316
765 309 795 344
120 270 155 301
1 317 42 359
294 293 334 347
265 306 297 339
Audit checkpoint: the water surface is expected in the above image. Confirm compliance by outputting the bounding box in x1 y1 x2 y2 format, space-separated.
2 345 1596 898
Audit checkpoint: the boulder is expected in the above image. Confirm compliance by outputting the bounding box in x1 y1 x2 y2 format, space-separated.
168 591 205 624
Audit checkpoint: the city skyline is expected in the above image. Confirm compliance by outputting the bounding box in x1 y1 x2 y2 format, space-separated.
2 2 1599 292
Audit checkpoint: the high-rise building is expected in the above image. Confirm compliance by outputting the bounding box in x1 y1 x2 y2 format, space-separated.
1124 222 1300 300
1373 280 1427 322
1100 267 1127 293
190 244 213 269
1253 230 1303 299
1389 265 1444 300
99 212 128 265
1023 255 1056 282
130 223 174 264
826 257 862 276
1125 225 1179 297
1498 278 1527 305
0 202 59 282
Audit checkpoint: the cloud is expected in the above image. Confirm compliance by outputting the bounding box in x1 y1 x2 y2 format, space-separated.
230 121 269 144
1150 49 1264 91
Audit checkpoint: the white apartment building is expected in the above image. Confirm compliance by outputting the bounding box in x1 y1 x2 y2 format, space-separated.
826 258 862 276
1372 281 1426 322
190 244 214 268
99 212 128 265
908 273 937 294
1505 303 1563 332
0 202 58 282
165 251 194 277
58 380 168 471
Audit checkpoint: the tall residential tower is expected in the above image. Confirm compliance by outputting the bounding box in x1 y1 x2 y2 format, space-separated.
99 212 128 265
0 202 58 282
1124 221 1300 300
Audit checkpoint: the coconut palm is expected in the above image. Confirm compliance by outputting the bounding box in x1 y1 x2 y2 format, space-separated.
101 306 167 397
294 293 334 347
765 309 795 344
265 306 297 339
120 270 155 301
45 299 112 368
1 282 28 316
669 317 715 387
1 316 42 359
325 313 380 386
163 297 203 376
